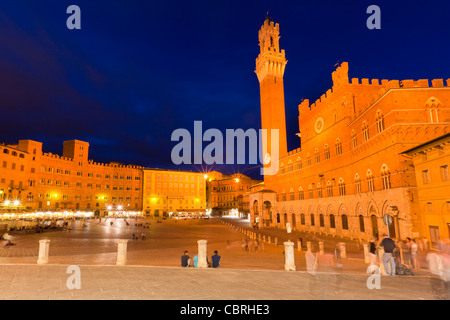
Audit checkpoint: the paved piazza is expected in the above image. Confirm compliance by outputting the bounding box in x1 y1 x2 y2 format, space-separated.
0 216 448 300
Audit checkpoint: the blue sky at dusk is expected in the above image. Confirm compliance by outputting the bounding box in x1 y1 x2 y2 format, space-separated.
1 0 449 178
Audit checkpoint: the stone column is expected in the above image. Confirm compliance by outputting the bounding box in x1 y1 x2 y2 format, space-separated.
307 241 312 252
363 244 370 263
197 240 208 268
284 242 296 271
319 242 324 254
339 242 346 259
37 239 50 264
116 240 128 265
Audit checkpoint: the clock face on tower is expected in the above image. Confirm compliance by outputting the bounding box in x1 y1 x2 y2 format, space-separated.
315 117 324 134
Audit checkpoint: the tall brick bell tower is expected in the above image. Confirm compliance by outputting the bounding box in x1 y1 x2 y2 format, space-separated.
255 17 288 173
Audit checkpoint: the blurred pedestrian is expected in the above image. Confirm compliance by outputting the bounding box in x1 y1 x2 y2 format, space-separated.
411 239 419 269
378 234 396 276
193 255 198 268
367 239 378 273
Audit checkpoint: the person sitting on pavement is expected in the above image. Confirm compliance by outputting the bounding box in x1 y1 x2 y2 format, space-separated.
211 250 221 268
181 250 191 267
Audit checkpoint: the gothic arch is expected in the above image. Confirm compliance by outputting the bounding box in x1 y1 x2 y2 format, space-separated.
338 203 348 217
326 204 335 215
367 201 380 217
355 202 365 216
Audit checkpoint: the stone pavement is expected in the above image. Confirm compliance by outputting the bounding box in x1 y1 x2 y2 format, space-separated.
0 264 447 300
0 216 447 300
218 216 432 270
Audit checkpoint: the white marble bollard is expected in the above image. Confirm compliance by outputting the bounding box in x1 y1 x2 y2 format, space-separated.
363 244 370 263
197 240 208 268
319 242 324 254
267 236 271 243
274 237 278 246
307 241 312 252
37 239 50 264
284 242 296 271
116 240 128 265
339 242 347 259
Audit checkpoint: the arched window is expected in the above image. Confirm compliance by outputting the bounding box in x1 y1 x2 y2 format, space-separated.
317 183 323 198
351 130 357 148
282 189 286 201
315 148 320 163
367 169 375 192
330 214 336 229
324 144 330 160
19 154 25 158
338 178 346 196
301 213 306 225
289 188 295 201
12 151 17 156
308 185 314 199
319 214 325 227
326 181 333 197
306 153 311 166
355 173 361 194
362 121 369 142
376 110 385 133
342 214 349 230
298 187 304 200
425 97 442 123
3 149 9 154
381 164 391 190
296 157 302 170
280 163 285 174
335 139 342 155
359 215 365 232
310 214 315 226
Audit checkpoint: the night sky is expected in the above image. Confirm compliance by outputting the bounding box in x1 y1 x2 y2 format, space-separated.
1 0 449 179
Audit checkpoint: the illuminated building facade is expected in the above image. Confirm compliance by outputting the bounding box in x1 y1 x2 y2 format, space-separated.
0 139 143 215
403 133 450 246
143 168 206 217
207 172 261 217
250 17 450 241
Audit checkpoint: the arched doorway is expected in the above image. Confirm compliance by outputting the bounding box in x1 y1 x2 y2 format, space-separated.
263 201 272 227
291 213 296 228
370 211 379 239
252 200 259 224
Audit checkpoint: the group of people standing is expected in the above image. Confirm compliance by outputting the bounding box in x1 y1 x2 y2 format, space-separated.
241 238 263 251
368 234 450 280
